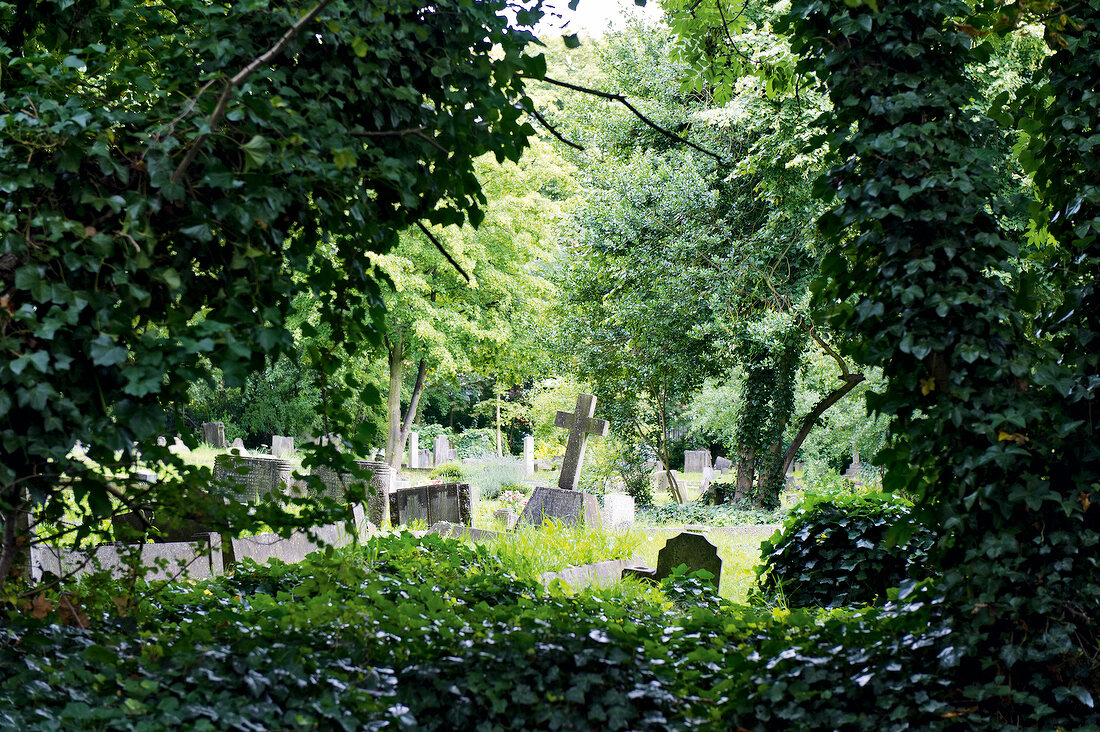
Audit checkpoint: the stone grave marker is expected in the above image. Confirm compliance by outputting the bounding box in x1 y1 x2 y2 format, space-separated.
517 487 600 529
313 460 393 525
493 507 519 529
714 456 732 473
271 435 294 458
201 421 227 448
601 494 635 528
231 505 367 566
32 533 223 582
213 454 292 503
433 435 451 466
684 449 712 474
156 436 167 447
229 437 248 455
418 448 432 467
622 531 722 589
844 450 863 480
389 482 472 527
428 522 499 542
171 436 190 455
408 432 419 468
554 393 609 491
523 435 535 476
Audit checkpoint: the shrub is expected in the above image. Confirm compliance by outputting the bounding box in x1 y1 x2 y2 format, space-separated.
615 440 654 507
637 500 782 527
429 463 464 481
752 492 937 608
453 428 495 459
462 456 524 500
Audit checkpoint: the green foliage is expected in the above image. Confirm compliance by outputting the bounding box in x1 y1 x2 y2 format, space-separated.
780 0 1100 722
428 463 464 481
615 439 656 507
0 0 549 586
638 500 782 527
460 456 524 500
753 493 936 609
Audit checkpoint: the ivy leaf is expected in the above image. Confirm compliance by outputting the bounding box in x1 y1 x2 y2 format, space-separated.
241 135 271 171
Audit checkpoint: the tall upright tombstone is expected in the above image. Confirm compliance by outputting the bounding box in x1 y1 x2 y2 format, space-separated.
408 432 420 469
523 435 535 476
554 393 609 492
201 421 227 449
684 450 712 474
270 435 294 458
433 435 450 467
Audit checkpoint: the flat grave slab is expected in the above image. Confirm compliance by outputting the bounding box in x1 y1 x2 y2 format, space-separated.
517 486 601 529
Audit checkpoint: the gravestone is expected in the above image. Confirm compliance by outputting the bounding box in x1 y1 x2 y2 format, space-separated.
418 448 432 467
171 436 190 455
271 435 294 458
231 505 367 566
313 460 393 525
699 466 714 494
523 435 535 476
601 494 635 528
433 435 451 467
408 432 420 469
554 393 610 491
156 436 167 447
844 450 863 480
622 531 722 589
213 454 292 503
446 447 458 462
389 482 472 527
684 449 712 474
493 507 519 529
229 437 248 456
32 533 223 582
201 421 227 448
428 522 499 542
517 486 601 529
714 456 732 473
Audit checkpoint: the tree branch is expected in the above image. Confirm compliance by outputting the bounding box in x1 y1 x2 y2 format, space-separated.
524 104 585 151
416 221 470 282
534 75 725 163
780 373 865 476
172 0 335 183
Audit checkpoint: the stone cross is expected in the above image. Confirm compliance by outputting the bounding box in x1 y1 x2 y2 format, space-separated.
554 393 609 491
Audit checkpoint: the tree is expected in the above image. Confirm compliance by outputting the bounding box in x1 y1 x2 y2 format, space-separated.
0 0 549 589
373 138 567 469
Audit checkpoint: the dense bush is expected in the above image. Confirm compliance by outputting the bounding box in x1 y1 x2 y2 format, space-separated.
753 493 936 608
637 500 782 527
429 463 464 481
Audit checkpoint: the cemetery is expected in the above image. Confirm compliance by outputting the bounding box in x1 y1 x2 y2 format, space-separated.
2 1 1098 730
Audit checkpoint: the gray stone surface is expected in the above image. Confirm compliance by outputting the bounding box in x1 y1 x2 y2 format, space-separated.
684 450 712 474
539 557 643 589
418 448 432 467
31 533 223 582
213 454 292 503
433 435 450 467
601 493 635 528
231 505 366 566
427 522 499 542
171 436 190 455
156 436 167 447
270 435 294 458
523 435 535 476
390 482 471 527
408 432 419 469
714 456 732 472
517 486 601 529
493 507 519 529
554 393 609 491
230 437 247 454
201 421 227 448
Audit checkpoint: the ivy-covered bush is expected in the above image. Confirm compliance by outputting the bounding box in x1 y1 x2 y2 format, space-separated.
638 500 782 527
753 493 936 609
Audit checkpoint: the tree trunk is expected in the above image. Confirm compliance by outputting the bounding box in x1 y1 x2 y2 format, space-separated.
734 445 755 503
385 336 404 469
0 478 32 591
495 391 502 457
780 373 866 477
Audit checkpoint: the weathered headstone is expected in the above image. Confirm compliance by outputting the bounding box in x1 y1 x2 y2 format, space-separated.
844 450 862 480
231 505 367 566
601 493 635 528
554 393 610 491
622 531 722 589
684 449 712 474
156 436 167 447
271 435 294 458
170 436 190 455
229 437 248 456
213 454 292 503
418 448 432 467
433 435 451 467
201 421 227 448
493 507 519 529
313 460 393 525
32 533 224 582
714 456 733 473
517 486 601 529
408 432 420 469
389 482 472 527
446 447 458 462
523 435 535 476
428 522 499 542
540 557 645 590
